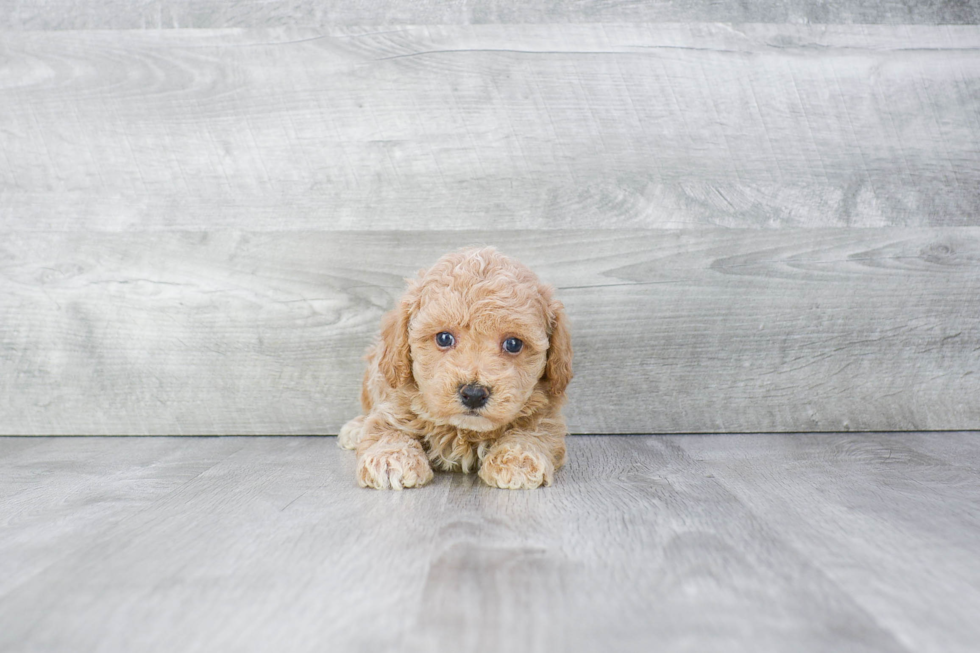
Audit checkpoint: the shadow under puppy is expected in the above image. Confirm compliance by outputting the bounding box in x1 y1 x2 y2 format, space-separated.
339 247 573 490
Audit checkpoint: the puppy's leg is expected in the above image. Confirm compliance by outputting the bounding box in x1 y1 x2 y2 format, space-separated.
356 416 433 490
479 417 567 490
337 415 365 450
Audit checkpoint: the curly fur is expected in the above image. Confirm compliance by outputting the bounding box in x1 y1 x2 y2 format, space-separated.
338 247 573 490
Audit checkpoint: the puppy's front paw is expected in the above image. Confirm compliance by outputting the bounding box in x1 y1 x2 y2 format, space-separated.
357 442 434 490
338 415 365 450
479 445 554 490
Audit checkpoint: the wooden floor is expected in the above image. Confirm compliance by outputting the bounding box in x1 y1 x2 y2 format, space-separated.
2 434 978 653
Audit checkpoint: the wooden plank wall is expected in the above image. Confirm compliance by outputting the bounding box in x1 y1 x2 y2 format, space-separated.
2 6 979 434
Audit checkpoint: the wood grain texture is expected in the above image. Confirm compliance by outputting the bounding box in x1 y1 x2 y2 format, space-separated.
2 229 978 435
676 432 980 653
0 436 246 597
1 434 979 652
2 25 979 230
3 0 980 30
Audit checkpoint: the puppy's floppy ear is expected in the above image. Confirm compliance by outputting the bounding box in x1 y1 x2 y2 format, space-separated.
544 298 573 398
377 281 419 388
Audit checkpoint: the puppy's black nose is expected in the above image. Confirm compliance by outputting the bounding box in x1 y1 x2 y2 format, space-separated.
459 384 490 409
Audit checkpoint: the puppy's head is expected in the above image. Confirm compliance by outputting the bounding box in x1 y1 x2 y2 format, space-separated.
378 247 572 432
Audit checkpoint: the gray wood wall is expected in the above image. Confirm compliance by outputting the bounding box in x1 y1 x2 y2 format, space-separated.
2 4 979 434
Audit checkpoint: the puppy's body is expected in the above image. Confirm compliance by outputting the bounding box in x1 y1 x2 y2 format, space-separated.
339 247 572 490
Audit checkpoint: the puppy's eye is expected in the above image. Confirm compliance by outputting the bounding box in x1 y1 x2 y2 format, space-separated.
502 337 523 354
435 332 455 349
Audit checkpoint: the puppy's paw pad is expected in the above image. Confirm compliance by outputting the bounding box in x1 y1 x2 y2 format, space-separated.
338 416 365 450
479 447 553 490
357 445 434 490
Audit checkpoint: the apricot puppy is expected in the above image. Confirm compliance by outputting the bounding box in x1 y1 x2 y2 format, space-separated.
339 247 572 490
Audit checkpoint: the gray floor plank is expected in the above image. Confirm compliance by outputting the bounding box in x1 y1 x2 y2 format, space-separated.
897 431 980 473
0 437 245 598
676 432 980 653
3 434 979 652
3 229 978 435
4 0 979 30
2 25 979 231
0 437 450 653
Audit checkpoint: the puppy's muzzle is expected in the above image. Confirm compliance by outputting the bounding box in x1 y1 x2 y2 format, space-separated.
458 384 490 410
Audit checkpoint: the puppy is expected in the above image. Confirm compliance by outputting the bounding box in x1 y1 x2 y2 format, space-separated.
338 247 572 490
